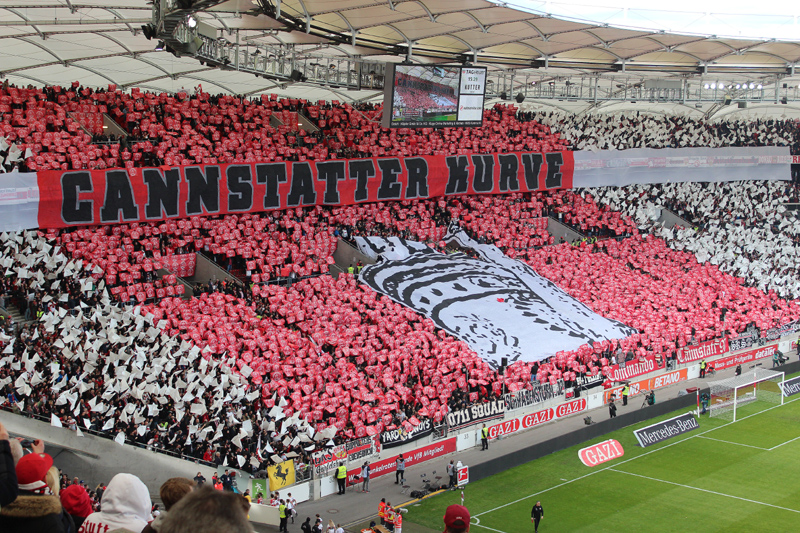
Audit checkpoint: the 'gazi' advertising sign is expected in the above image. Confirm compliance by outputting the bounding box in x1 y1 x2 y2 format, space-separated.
578 439 624 467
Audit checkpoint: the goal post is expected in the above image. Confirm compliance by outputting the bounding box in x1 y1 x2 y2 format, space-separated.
707 368 785 422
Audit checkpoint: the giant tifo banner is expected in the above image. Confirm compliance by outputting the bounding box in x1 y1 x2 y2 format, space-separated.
677 337 729 364
33 151 573 229
358 228 636 365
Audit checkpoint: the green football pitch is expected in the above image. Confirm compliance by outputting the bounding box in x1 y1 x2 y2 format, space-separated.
404 388 800 533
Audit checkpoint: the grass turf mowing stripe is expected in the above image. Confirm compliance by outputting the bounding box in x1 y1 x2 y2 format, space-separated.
768 433 800 450
696 435 770 450
607 468 800 514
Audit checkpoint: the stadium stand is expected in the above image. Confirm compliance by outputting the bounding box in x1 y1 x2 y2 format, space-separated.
1 81 800 488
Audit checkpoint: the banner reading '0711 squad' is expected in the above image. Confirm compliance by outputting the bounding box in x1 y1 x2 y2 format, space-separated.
36 151 573 228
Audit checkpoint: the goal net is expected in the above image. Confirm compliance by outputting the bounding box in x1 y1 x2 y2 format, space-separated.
707 368 785 422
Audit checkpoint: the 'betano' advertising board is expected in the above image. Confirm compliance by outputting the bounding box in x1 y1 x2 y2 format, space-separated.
487 398 587 440
604 368 688 404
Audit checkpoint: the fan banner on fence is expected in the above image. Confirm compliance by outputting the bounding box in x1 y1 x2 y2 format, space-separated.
267 460 296 491
729 330 759 352
677 337 729 364
311 444 347 477
380 418 434 449
633 413 699 448
33 151 573 229
607 354 664 381
503 382 560 411
447 398 505 430
358 227 636 366
779 376 800 397
345 436 380 462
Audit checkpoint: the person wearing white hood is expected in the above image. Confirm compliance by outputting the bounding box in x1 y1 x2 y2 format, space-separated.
78 473 152 533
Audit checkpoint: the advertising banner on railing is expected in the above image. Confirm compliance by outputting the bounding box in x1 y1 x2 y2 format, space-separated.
604 368 689 403
677 337 729 364
712 345 777 371
487 397 587 440
34 151 573 229
345 438 457 485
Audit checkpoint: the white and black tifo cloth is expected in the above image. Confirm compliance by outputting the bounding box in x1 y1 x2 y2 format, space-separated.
355 229 635 367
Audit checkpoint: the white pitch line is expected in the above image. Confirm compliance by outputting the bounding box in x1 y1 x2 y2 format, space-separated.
769 433 800 451
608 468 800 514
472 396 800 519
697 435 769 450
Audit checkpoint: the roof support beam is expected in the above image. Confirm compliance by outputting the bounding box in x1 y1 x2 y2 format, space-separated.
68 63 121 86
15 37 64 64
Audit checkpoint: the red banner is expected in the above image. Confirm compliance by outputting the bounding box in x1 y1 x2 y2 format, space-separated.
712 345 776 371
677 337 729 364
487 398 586 440
36 151 574 229
346 437 456 485
604 368 688 403
578 439 624 467
607 354 664 382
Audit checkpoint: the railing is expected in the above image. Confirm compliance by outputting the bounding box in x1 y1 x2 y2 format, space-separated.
432 423 448 440
1 404 218 468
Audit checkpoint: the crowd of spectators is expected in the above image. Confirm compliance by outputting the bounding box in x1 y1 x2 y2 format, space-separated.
585 181 800 299
2 80 800 479
0 422 256 532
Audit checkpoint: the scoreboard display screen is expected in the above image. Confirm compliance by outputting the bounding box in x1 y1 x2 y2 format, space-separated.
381 63 487 128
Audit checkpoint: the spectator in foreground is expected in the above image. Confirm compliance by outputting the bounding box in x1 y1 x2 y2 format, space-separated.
142 477 195 533
79 473 152 533
0 451 75 532
159 486 251 533
0 421 18 506
60 483 94 529
443 504 470 533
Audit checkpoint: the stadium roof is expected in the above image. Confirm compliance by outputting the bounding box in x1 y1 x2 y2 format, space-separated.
3 1 800 116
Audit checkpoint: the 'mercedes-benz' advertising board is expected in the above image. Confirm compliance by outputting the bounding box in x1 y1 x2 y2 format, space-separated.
633 413 699 448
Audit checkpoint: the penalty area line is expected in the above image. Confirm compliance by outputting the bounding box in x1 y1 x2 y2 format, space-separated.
696 435 769 450
608 468 800 514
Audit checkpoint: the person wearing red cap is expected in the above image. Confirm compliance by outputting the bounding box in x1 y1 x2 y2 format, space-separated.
0 452 76 533
443 504 470 533
60 483 94 529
